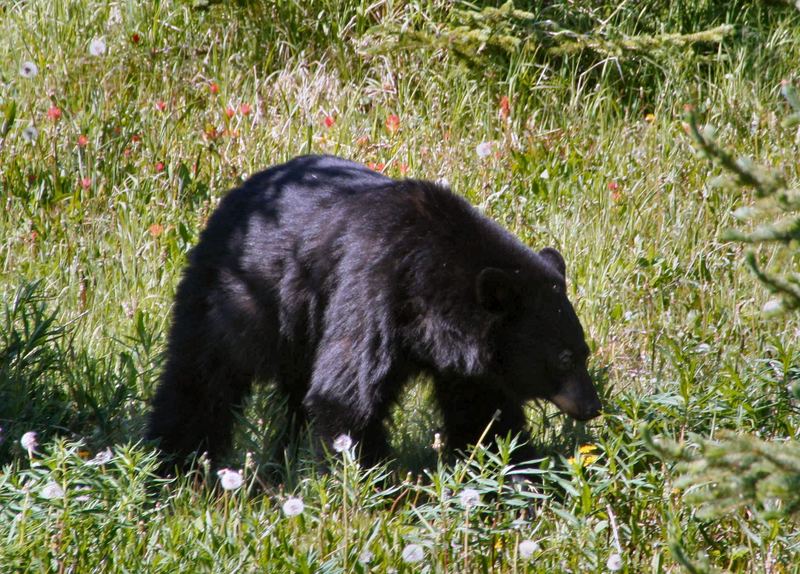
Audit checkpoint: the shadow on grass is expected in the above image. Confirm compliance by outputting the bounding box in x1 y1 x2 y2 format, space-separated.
0 281 157 466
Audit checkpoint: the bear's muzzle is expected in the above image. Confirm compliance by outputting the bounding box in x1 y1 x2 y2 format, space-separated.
548 373 602 421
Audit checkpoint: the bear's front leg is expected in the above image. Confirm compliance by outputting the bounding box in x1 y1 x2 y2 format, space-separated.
304 284 399 466
303 333 394 466
434 376 539 465
302 389 391 466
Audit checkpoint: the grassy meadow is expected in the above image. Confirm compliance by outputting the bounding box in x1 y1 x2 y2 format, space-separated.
2 0 800 571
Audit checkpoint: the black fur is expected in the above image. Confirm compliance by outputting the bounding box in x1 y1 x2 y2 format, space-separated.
145 155 601 467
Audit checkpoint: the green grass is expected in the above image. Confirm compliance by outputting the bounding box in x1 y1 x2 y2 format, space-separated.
2 0 800 571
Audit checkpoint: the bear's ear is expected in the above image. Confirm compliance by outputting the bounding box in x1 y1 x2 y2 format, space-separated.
539 247 566 278
476 268 519 314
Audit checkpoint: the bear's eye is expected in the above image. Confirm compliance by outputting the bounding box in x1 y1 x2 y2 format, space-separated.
558 350 573 370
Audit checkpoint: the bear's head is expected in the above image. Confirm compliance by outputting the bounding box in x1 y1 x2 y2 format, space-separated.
477 247 602 421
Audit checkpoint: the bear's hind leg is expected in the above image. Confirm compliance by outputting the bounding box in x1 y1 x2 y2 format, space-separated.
146 351 255 470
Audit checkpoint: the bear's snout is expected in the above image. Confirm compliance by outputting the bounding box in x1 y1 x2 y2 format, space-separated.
547 374 602 421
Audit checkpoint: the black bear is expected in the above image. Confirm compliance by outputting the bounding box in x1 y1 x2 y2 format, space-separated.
145 155 601 468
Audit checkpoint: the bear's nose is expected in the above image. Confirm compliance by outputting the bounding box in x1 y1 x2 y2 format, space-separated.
580 397 602 421
548 377 602 421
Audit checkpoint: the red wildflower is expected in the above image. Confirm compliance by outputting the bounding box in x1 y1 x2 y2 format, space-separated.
606 184 622 203
149 223 164 237
225 106 236 119
608 181 621 202
77 134 89 147
239 103 252 116
209 82 220 95
498 95 511 120
80 177 91 189
155 161 165 173
131 134 141 143
367 162 385 172
398 163 409 175
155 100 167 112
131 32 141 44
204 124 219 140
385 114 400 135
323 115 335 128
47 106 62 121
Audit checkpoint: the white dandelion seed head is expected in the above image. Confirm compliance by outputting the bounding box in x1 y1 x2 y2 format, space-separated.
476 141 492 159
89 37 107 56
432 432 444 452
518 539 539 559
87 447 113 466
20 431 38 452
22 126 39 143
216 468 243 491
763 299 783 315
358 548 374 564
607 553 623 571
282 497 305 517
20 61 38 78
40 481 64 500
75 485 91 502
332 434 353 453
695 343 711 354
108 6 122 26
540 169 550 180
459 487 480 508
401 543 424 563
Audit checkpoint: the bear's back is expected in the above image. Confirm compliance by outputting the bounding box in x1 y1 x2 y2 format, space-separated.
188 155 538 297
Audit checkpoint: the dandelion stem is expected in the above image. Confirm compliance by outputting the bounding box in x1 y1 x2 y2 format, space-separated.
463 510 470 572
342 452 349 572
607 504 622 553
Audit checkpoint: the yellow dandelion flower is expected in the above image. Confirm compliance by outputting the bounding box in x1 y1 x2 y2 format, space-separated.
578 444 598 454
645 113 656 123
582 454 599 466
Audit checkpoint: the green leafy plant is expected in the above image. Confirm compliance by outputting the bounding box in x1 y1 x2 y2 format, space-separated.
684 83 800 312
